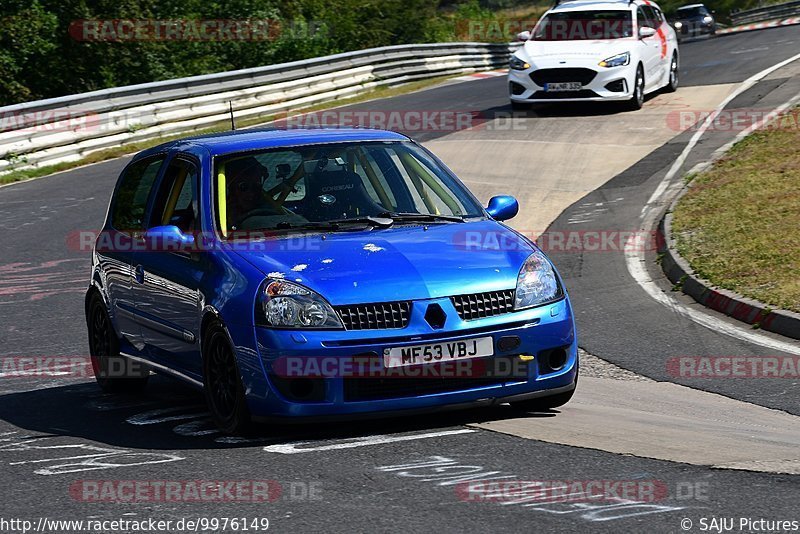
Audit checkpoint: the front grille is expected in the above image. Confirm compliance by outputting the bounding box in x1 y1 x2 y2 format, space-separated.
451 289 515 321
343 359 509 401
335 301 411 330
532 90 600 100
530 68 597 86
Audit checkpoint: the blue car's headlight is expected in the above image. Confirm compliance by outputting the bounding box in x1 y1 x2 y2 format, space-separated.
514 251 563 310
598 52 630 68
258 280 343 329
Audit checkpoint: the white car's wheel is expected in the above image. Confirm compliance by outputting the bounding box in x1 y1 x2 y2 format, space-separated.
664 53 679 93
626 65 645 111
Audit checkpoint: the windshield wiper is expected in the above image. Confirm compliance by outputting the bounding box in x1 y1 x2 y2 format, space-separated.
378 212 467 223
272 221 343 232
272 217 392 233
325 216 395 228
269 213 463 234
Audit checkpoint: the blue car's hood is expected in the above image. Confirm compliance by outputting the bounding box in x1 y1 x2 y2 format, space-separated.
232 221 536 305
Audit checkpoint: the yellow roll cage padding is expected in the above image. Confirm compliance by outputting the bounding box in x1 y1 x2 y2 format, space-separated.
354 148 393 208
160 164 189 226
397 151 462 215
217 163 227 237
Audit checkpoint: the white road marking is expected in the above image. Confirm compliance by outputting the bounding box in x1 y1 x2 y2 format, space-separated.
32 452 184 476
376 455 685 522
215 436 274 445
629 52 800 355
730 46 770 55
86 397 157 411
125 406 207 425
172 419 220 437
263 429 476 454
0 434 184 475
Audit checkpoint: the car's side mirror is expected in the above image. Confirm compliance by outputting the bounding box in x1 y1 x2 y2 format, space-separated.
486 196 519 221
639 26 657 38
146 225 195 251
517 30 532 41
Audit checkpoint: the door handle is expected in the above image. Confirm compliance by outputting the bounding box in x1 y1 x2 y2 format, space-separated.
134 264 145 284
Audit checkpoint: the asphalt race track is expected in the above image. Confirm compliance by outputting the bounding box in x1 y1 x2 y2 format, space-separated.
1 26 799 533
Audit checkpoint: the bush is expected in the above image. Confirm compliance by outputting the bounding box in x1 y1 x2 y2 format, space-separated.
0 0 472 106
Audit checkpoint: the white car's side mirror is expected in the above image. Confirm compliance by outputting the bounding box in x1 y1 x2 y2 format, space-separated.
639 26 657 38
517 30 532 41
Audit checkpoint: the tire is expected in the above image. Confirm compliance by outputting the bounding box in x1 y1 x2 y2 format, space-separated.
203 322 252 435
626 65 645 111
510 384 576 412
87 294 149 393
664 53 679 93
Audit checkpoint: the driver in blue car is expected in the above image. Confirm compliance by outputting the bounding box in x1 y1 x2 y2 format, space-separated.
226 156 277 230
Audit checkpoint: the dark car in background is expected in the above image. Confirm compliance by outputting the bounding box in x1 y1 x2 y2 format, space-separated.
670 4 717 39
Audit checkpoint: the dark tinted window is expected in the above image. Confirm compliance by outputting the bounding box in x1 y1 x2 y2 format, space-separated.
677 6 708 17
111 157 164 232
644 6 663 27
149 157 199 233
533 10 633 40
638 7 654 28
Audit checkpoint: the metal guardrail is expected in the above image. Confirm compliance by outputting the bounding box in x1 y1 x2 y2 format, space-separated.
730 0 800 25
0 42 519 174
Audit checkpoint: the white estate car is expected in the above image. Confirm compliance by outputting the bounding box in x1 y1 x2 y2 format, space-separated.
509 0 679 110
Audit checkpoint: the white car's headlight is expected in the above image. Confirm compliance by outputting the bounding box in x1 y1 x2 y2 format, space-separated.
674 21 683 29
510 56 531 70
258 279 343 329
514 251 563 310
598 52 630 68
703 16 713 24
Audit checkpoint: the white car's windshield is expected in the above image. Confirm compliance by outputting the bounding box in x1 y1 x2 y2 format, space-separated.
533 10 634 41
214 141 484 235
676 6 708 17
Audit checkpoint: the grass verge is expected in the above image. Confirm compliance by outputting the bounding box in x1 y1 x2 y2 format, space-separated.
671 108 800 313
0 73 463 186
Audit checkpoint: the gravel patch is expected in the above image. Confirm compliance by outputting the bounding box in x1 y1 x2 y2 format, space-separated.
579 348 654 382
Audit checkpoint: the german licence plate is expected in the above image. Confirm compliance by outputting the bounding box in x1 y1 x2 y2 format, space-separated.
383 337 494 368
544 82 582 92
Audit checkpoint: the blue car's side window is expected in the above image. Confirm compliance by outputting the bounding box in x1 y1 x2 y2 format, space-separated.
149 157 200 234
111 157 165 234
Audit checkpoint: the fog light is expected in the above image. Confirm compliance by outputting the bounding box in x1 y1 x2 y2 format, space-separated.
518 354 535 362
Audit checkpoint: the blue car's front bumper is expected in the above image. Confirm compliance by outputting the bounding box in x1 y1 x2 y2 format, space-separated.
238 298 578 418
239 296 577 419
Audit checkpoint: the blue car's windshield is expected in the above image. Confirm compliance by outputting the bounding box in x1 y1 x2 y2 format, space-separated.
214 141 484 235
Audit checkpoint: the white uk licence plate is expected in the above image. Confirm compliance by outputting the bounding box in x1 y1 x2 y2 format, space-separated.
383 337 494 368
544 82 582 92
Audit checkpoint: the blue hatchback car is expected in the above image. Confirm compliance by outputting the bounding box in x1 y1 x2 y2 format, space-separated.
85 128 578 433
